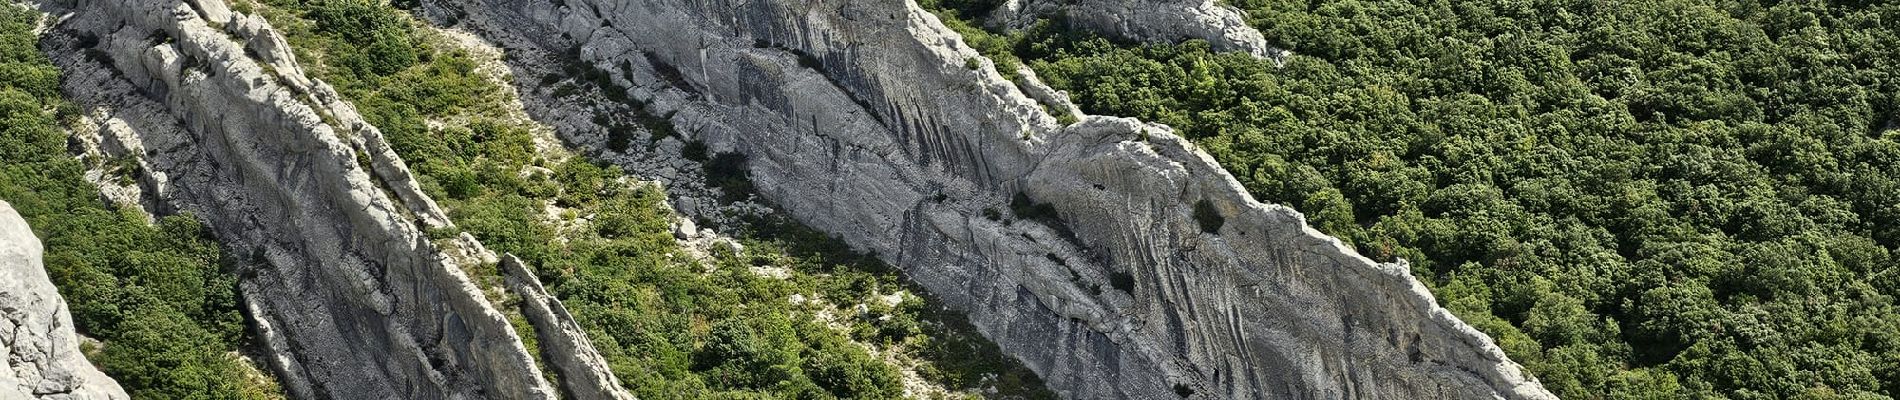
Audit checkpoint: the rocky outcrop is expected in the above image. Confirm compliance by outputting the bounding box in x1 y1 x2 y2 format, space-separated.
500 256 638 400
36 0 558 398
429 0 1552 398
0 201 127 400
987 0 1286 62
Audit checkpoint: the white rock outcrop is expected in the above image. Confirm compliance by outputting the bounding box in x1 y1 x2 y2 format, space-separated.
988 0 1287 62
429 0 1554 397
500 256 637 400
36 0 561 398
0 201 127 400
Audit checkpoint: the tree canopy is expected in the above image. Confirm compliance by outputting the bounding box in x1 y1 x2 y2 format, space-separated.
922 0 1900 398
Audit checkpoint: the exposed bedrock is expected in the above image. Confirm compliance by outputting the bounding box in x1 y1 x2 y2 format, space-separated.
500 255 638 400
0 201 128 400
432 0 1553 398
35 0 560 397
987 0 1286 61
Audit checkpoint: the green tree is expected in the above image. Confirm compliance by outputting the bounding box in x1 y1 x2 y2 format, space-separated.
925 0 1900 396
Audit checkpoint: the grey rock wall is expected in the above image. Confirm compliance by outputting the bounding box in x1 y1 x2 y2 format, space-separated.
35 0 558 398
988 0 1286 62
0 201 127 400
430 0 1553 398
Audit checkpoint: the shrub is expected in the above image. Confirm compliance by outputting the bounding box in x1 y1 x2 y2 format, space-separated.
681 140 709 161
606 123 638 152
305 0 417 77
704 151 753 203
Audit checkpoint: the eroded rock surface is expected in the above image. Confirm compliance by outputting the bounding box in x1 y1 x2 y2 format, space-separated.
427 0 1552 397
36 0 557 397
988 0 1286 62
500 255 637 400
0 201 127 400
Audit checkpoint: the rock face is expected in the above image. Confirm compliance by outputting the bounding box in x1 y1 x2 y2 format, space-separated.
36 0 559 398
0 201 127 400
500 256 638 400
987 0 1286 61
431 0 1554 398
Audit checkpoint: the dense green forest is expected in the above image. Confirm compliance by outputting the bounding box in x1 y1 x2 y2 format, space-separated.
927 0 1900 398
246 0 1053 397
0 5 282 399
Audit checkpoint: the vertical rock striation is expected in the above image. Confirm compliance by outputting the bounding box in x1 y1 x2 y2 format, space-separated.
36 0 559 398
0 201 127 400
431 0 1553 398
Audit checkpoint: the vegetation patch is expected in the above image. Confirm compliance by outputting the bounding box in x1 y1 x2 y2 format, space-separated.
704 151 754 203
922 0 1900 397
0 6 283 399
915 0 1019 81
252 0 1055 398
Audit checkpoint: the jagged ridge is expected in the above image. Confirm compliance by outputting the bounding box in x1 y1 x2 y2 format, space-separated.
423 0 1555 397
36 0 562 397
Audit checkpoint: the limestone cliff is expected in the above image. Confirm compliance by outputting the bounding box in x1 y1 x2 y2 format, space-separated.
987 0 1287 61
35 0 560 397
427 0 1553 397
0 201 127 400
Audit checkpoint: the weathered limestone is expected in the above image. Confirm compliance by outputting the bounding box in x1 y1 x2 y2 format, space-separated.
500 256 638 400
36 0 557 397
988 0 1286 62
430 0 1554 397
0 201 128 400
